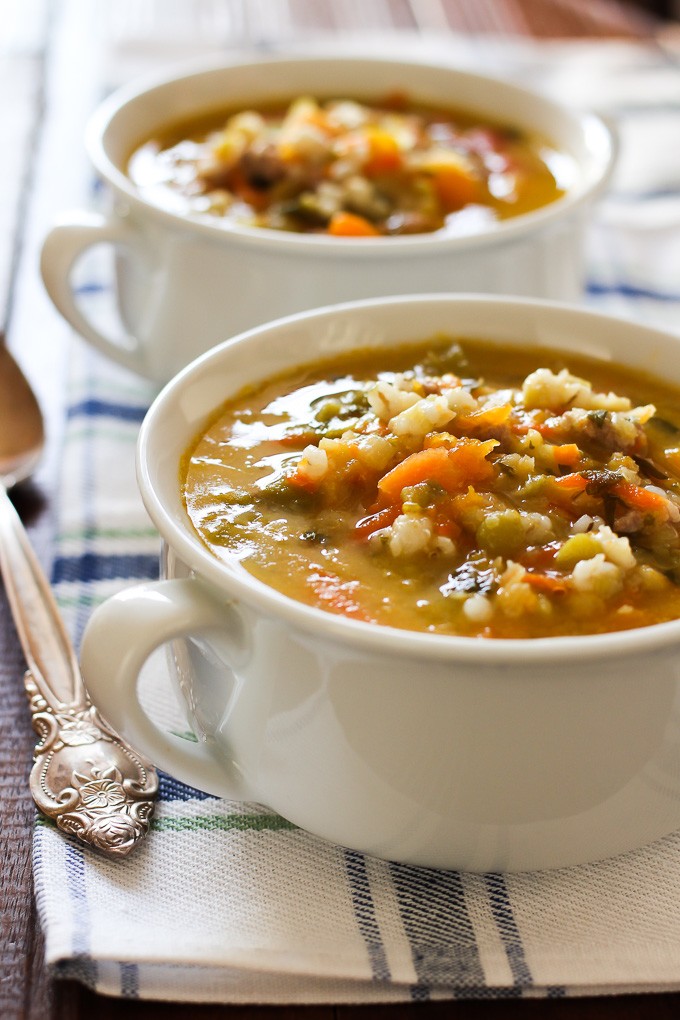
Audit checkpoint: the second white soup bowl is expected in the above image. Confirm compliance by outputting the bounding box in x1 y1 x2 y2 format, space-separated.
40 55 615 383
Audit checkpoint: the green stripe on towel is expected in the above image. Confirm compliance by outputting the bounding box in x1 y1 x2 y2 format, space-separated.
152 814 299 834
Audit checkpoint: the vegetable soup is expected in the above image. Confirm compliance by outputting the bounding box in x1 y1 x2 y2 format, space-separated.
129 95 573 237
183 337 680 639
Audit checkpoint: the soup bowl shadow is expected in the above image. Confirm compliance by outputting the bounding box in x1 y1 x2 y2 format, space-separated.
80 294 680 873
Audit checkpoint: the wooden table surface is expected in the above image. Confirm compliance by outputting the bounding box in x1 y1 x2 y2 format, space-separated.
1 1 678 1017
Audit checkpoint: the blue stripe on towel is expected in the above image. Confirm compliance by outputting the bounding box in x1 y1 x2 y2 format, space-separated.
586 281 680 303
67 399 148 423
344 849 391 982
52 553 159 584
158 771 216 802
485 873 532 988
390 864 485 990
120 962 140 998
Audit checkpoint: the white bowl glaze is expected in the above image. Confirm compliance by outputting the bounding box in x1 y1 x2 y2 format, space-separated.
40 56 615 383
80 294 680 872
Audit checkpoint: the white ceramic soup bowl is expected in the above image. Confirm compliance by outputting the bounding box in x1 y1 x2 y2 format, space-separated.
40 55 615 384
80 294 680 873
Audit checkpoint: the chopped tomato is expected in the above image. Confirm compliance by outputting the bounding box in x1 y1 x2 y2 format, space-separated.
354 504 400 541
518 542 561 571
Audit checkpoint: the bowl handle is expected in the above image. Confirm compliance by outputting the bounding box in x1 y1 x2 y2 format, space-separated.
40 211 147 376
79 578 248 800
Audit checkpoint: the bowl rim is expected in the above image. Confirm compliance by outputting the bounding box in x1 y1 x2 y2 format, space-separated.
86 52 618 257
137 292 680 666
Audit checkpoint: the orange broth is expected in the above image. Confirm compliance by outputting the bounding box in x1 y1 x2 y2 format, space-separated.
183 337 680 638
129 95 573 237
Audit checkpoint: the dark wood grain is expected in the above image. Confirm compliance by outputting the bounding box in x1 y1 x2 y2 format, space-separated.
0 510 55 1020
1 0 678 1018
46 987 680 1019
0 590 38 1016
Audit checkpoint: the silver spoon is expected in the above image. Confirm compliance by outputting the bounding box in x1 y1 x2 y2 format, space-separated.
0 342 158 858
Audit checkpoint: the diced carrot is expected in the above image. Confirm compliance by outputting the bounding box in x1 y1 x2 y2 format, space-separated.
307 570 372 621
353 504 400 541
545 473 590 514
456 404 513 431
286 467 319 493
551 472 589 493
378 447 450 499
611 481 669 513
552 443 581 468
524 572 567 594
362 128 403 176
377 439 497 502
328 211 380 237
429 162 480 212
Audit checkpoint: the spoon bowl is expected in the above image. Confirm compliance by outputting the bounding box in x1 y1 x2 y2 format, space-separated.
0 344 44 486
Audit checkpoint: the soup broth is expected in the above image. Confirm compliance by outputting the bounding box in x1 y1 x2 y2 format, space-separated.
183 337 680 639
129 94 573 237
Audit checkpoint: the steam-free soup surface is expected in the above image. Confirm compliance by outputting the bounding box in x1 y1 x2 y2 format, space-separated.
129 94 573 237
183 338 680 638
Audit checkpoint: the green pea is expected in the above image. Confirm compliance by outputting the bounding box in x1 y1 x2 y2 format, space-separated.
476 510 526 557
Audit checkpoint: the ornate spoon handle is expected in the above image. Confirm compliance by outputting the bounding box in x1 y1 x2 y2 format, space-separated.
0 485 158 857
